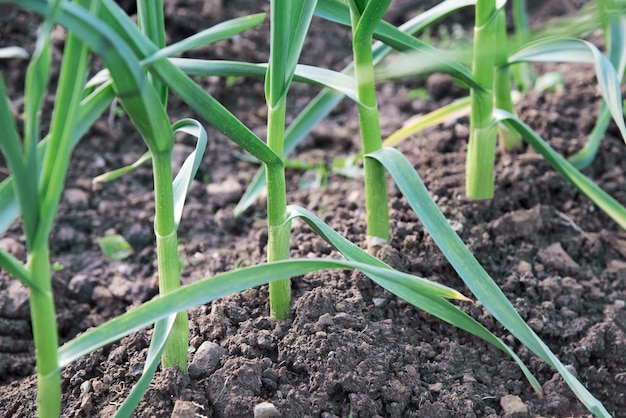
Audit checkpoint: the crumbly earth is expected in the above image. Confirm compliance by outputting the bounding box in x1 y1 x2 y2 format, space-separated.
1 1 625 417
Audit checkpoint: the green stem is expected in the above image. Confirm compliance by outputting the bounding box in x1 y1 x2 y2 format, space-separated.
511 0 534 90
152 151 188 371
28 246 60 418
351 8 390 251
266 103 291 320
494 7 522 151
466 0 497 200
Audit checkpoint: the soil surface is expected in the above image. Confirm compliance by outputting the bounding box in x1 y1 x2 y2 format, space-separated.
1 1 626 417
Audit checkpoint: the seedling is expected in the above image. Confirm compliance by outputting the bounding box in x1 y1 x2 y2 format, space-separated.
0 1 622 417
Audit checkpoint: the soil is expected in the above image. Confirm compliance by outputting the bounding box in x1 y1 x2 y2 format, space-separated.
1 1 625 417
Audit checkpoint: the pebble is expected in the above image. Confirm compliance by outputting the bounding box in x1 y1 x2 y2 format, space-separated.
500 394 528 417
253 401 281 418
171 399 195 418
188 341 226 379
64 188 89 209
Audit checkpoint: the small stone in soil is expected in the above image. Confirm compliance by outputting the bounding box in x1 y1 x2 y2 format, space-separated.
253 401 280 418
171 399 196 418
189 341 226 379
500 394 528 417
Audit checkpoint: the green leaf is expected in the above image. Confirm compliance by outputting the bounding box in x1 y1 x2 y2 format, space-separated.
367 147 610 417
58 257 465 367
93 151 152 185
98 234 134 261
170 59 363 106
0 249 44 292
0 82 115 236
383 96 471 147
0 73 38 244
569 16 626 169
509 38 626 142
113 316 175 418
266 0 317 107
316 0 481 90
494 109 626 230
140 13 266 66
171 119 208 229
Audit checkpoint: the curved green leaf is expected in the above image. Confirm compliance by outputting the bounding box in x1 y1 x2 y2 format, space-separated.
0 82 115 237
0 249 43 292
569 16 626 169
367 147 610 417
494 109 626 230
141 13 266 66
170 59 362 106
171 118 208 229
58 258 465 367
113 315 175 418
508 37 626 142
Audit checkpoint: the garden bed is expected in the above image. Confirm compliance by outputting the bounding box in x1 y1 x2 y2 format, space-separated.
1 0 625 417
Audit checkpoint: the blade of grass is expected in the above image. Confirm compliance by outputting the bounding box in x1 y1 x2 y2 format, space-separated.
367 147 610 417
58 258 465 366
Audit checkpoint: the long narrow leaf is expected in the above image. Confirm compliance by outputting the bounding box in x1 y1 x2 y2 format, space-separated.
0 82 115 236
113 315 176 418
171 119 207 229
170 59 363 105
285 205 542 393
58 258 465 367
0 249 43 292
494 109 626 229
0 74 36 239
383 96 471 147
141 13 266 66
569 16 626 169
508 38 626 142
367 147 610 417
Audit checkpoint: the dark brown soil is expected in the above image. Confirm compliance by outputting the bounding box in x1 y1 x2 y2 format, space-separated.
1 1 625 417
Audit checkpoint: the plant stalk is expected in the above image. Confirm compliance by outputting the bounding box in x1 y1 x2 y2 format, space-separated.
466 0 498 199
152 151 188 371
494 7 522 151
266 103 291 320
28 246 60 418
350 3 390 251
